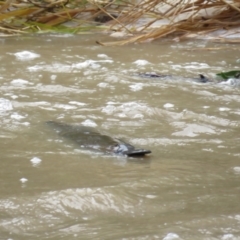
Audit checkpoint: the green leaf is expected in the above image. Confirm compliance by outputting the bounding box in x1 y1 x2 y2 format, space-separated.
216 70 240 80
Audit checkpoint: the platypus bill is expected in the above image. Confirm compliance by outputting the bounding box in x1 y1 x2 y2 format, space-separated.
46 121 151 157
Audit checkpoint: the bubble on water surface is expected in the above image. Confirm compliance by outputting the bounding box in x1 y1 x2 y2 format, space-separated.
81 119 97 127
13 51 40 61
219 78 240 87
30 157 42 167
22 122 30 126
10 95 18 99
28 63 70 72
101 105 117 115
73 59 113 69
97 54 110 59
0 98 13 111
102 102 150 121
163 103 174 109
11 79 33 86
219 107 230 111
171 62 209 70
145 195 157 199
19 178 28 183
172 123 216 137
10 113 25 120
133 60 150 66
133 113 144 119
129 83 144 91
163 233 181 240
50 75 57 81
69 101 86 106
98 82 109 88
73 60 100 69
233 167 240 174
54 104 77 110
221 234 235 240
202 148 214 152
28 59 113 73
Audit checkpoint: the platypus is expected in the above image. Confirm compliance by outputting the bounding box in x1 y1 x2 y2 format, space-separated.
136 72 211 83
46 121 151 157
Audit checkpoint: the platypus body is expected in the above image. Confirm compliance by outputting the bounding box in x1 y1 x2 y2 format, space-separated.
46 121 151 157
137 72 211 83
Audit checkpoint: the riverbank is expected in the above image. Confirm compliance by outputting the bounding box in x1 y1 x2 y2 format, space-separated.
1 0 240 45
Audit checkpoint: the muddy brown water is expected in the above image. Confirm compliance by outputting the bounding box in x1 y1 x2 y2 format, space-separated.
0 34 240 240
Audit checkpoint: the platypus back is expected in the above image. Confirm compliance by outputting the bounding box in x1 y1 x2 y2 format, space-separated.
46 121 151 157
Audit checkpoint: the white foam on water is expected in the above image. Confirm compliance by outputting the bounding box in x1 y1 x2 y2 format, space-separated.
101 105 117 115
233 167 240 174
133 59 150 65
50 75 57 81
202 148 214 152
30 157 42 167
10 95 18 99
10 113 25 120
219 107 230 111
15 101 50 109
133 113 144 119
164 103 174 108
73 59 113 69
28 59 113 73
129 83 144 91
118 113 127 118
19 178 28 183
221 234 235 240
172 123 216 137
13 51 40 61
22 122 30 126
11 79 33 86
102 101 150 121
98 82 109 88
219 78 240 87
97 54 110 59
54 104 77 110
162 233 181 240
0 98 13 111
81 119 97 127
171 62 209 70
106 101 116 105
28 64 68 72
145 195 157 199
69 101 86 106
73 60 101 69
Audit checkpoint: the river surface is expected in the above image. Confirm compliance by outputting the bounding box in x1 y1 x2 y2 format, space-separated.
0 34 240 240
